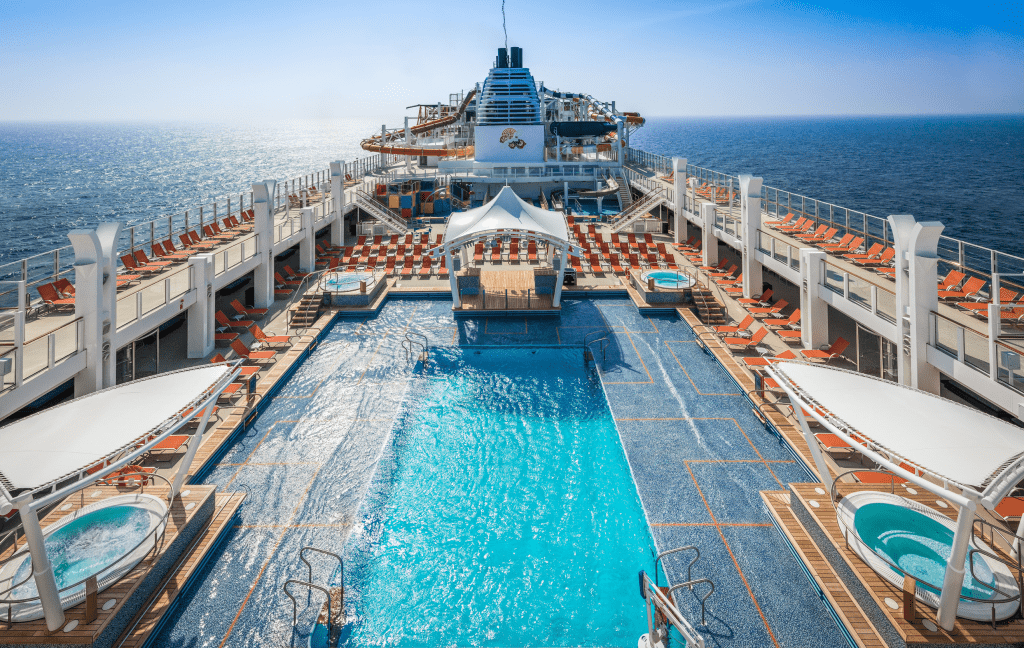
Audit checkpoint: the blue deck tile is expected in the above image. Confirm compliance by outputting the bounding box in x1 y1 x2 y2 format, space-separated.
651 525 777 648
227 463 325 527
617 418 763 462
618 437 713 525
152 527 279 647
721 526 848 647
687 462 782 525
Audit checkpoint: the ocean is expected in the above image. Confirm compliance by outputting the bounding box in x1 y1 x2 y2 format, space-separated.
0 115 1020 266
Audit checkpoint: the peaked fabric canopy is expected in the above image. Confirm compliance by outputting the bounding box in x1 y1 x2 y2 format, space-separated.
0 365 231 495
443 185 570 247
769 362 1024 504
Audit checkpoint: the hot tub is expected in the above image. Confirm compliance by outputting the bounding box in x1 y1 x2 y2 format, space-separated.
0 493 167 622
640 270 694 290
321 271 376 294
836 490 1020 621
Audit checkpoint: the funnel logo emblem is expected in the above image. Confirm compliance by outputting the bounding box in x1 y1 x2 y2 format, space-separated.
499 127 526 149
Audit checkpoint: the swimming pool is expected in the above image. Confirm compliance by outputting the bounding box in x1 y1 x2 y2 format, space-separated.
322 271 376 293
342 346 658 646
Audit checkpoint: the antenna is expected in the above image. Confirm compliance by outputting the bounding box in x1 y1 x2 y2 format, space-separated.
502 0 508 51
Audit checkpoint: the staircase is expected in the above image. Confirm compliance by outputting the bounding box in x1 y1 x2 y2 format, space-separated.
610 188 666 233
615 168 633 209
290 292 323 328
354 190 409 234
691 282 726 325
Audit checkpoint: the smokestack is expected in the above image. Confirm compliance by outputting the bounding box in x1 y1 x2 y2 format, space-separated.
510 46 522 68
496 48 509 68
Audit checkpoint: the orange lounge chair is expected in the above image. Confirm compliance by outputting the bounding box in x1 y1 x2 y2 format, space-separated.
420 257 433 276
795 225 829 241
995 496 1024 522
249 323 291 349
853 248 895 267
764 309 800 329
437 256 449 278
698 314 755 336
215 332 239 346
698 259 729 272
938 276 985 301
163 238 196 257
53 278 75 297
216 310 253 330
283 265 309 279
230 339 275 362
231 299 268 318
765 212 795 227
816 233 853 250
722 327 768 350
799 337 849 363
843 242 883 262
819 235 862 254
135 250 173 269
738 289 772 305
588 254 605 273
120 253 161 274
37 283 75 310
400 257 414 277
474 243 485 263
608 254 624 274
708 265 738 279
275 272 302 287
853 471 908 485
491 245 502 262
741 350 798 367
748 299 789 316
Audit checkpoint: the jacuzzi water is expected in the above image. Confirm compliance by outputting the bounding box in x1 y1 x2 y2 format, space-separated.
641 270 694 289
7 504 155 601
341 346 657 646
323 272 375 293
854 502 998 599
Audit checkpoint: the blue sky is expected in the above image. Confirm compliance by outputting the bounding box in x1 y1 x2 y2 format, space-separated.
0 0 1020 121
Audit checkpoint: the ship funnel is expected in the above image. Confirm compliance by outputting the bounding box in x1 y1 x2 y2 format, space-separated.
510 46 522 68
496 48 509 69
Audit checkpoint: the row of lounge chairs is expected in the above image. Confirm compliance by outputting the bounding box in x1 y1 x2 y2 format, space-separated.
315 242 450 278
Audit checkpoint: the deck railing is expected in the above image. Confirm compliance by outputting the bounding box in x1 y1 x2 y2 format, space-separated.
116 265 194 331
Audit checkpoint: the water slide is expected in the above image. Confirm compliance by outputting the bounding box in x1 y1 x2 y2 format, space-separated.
360 90 477 156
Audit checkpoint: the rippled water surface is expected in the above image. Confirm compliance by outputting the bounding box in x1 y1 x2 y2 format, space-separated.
343 346 656 646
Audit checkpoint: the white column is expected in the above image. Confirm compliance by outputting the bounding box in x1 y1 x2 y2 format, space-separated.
252 181 276 309
447 249 460 307
936 494 977 631
700 203 718 269
330 161 345 247
187 254 215 359
800 248 829 350
69 222 120 397
888 215 916 386
553 246 567 307
617 121 624 165
907 220 944 393
14 496 64 630
672 158 686 245
170 400 217 498
739 174 764 299
299 208 315 273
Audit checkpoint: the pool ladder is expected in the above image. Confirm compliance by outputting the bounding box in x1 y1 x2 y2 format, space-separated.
638 546 714 648
583 329 609 364
402 331 429 365
283 546 344 646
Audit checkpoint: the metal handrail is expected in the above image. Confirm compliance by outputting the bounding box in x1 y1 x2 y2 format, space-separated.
638 570 706 648
299 546 343 590
283 579 330 628
668 578 715 626
654 545 700 588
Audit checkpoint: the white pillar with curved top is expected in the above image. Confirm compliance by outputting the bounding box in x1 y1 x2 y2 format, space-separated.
252 181 276 309
937 493 977 631
700 203 718 270
891 216 944 394
14 496 64 631
330 161 345 247
739 174 764 299
187 254 215 359
299 208 315 274
800 248 829 350
69 222 121 398
553 246 567 308
672 158 686 245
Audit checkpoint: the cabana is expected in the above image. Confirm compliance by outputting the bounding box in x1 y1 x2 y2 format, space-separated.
0 364 239 630
430 186 582 307
767 362 1024 630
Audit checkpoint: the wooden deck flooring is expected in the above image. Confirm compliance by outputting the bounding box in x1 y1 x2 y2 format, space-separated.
455 269 557 312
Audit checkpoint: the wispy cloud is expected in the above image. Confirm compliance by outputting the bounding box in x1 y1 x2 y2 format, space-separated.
628 0 761 27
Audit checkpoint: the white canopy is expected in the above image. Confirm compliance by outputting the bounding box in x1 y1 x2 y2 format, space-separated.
0 365 231 496
442 186 571 249
768 362 1024 506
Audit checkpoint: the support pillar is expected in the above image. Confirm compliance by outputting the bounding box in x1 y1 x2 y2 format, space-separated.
187 254 215 359
299 208 315 274
936 494 977 631
672 158 686 245
890 214 943 392
700 203 718 269
252 181 276 309
553 246 567 307
170 400 218 499
69 222 121 397
14 496 64 630
800 248 829 350
330 161 345 247
617 121 624 165
739 174 764 299
447 250 460 308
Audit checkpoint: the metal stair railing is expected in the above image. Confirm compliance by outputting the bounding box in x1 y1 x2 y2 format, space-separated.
611 189 666 233
354 190 409 234
583 329 610 363
616 168 634 209
402 331 429 363
638 569 707 648
283 580 331 628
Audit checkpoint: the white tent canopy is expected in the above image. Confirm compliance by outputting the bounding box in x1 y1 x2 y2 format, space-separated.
768 362 1024 507
0 365 231 497
440 185 573 251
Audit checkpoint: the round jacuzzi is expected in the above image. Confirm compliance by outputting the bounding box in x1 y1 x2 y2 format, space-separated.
640 270 694 290
321 271 376 293
837 491 1020 621
0 493 167 622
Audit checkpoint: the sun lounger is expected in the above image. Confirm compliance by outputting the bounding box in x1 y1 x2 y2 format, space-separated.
249 323 291 349
216 311 253 330
799 337 849 363
738 289 772 305
939 276 985 301
748 299 789 316
231 299 268 318
722 327 768 350
230 339 275 362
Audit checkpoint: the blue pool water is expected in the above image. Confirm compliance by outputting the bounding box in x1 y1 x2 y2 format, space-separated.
642 270 694 289
571 198 620 217
854 502 997 599
343 346 657 646
9 505 151 599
